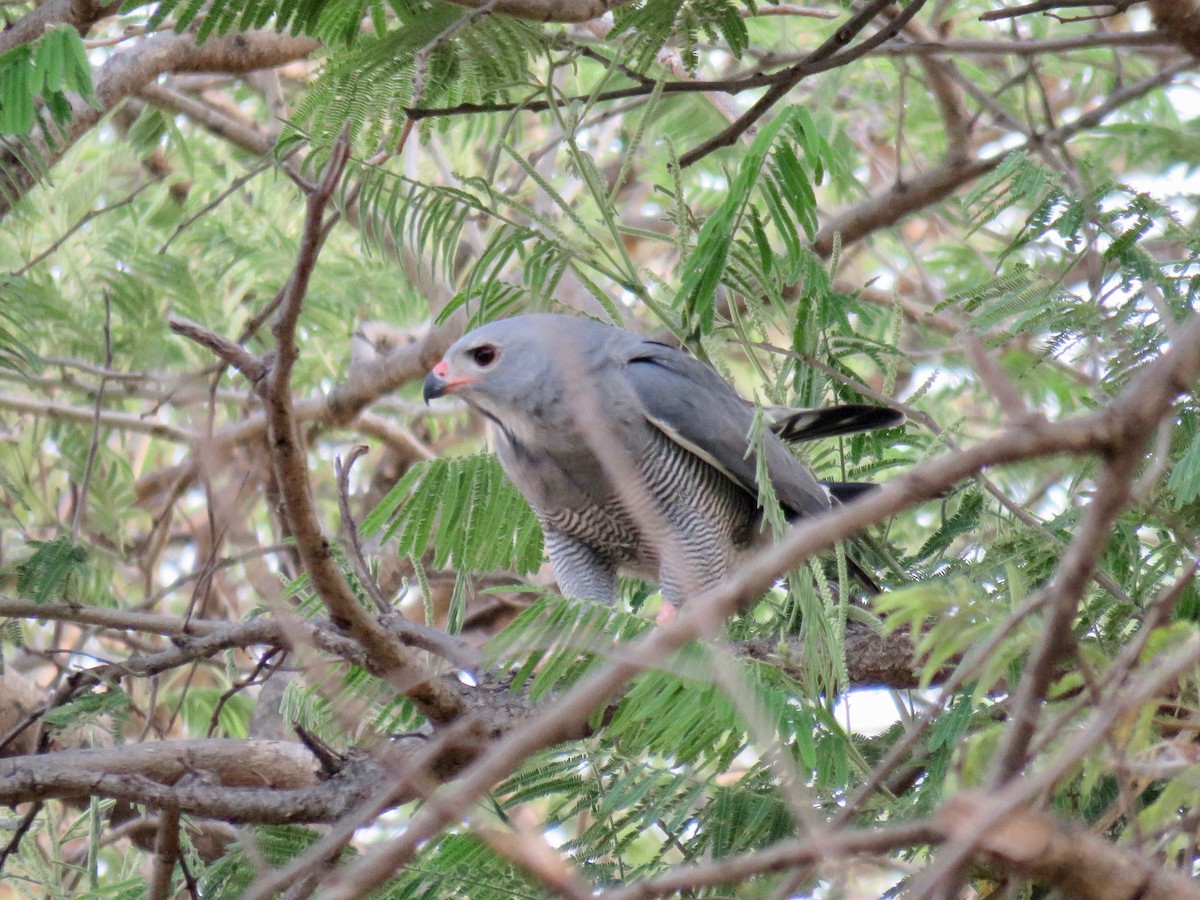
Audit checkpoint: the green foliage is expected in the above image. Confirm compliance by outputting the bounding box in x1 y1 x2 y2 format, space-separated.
173 686 255 737
479 593 873 884
875 577 1036 694
0 25 96 136
364 452 544 577
611 0 752 72
150 0 370 40
676 105 834 334
1169 428 1200 507
14 536 89 603
376 833 542 898
43 686 130 736
0 276 40 372
290 8 548 149
485 594 652 701
200 825 334 896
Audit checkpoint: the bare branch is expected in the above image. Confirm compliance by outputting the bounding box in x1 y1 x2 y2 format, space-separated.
601 822 936 900
0 393 191 441
679 0 929 167
812 60 1193 255
167 315 267 384
147 807 181 900
0 0 118 57
980 0 1139 23
0 29 320 218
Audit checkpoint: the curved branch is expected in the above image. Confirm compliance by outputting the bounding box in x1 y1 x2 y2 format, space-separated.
0 0 119 57
0 29 321 218
168 144 468 724
812 59 1193 256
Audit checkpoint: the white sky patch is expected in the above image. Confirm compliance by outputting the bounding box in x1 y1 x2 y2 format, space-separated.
834 686 912 738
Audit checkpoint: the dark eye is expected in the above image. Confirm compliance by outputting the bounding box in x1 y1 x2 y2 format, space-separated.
469 344 498 367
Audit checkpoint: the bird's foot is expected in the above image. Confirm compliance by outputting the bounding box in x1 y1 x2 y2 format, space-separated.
655 604 678 626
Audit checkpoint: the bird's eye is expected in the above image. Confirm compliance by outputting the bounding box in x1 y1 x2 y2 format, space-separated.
469 344 498 367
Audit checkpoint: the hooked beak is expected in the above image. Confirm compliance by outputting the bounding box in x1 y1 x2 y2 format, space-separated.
422 369 448 404
422 359 476 404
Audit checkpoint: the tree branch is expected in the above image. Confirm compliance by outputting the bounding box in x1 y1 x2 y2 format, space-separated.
0 0 119 57
0 29 320 218
678 0 929 167
811 59 1192 255
601 822 936 899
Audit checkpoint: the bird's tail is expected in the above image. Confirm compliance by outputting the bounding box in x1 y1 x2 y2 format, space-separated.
769 404 904 443
820 480 877 505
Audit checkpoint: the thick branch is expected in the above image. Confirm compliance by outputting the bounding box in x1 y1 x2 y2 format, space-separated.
0 739 318 790
0 740 394 824
0 0 119 57
938 792 1200 900
0 29 320 218
743 623 924 689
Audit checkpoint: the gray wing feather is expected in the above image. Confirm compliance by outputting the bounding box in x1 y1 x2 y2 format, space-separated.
623 342 829 518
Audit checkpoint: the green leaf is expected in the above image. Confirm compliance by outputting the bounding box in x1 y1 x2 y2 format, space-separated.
1168 428 1200 506
16 537 89 603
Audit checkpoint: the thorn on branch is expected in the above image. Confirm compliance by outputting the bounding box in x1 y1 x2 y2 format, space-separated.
295 726 346 778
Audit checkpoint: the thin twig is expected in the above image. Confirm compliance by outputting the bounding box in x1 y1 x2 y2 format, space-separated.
979 0 1138 22
681 0 929 167
335 446 392 615
16 182 159 276
70 292 112 542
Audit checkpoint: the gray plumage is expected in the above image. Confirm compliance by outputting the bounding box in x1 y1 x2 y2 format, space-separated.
422 314 902 609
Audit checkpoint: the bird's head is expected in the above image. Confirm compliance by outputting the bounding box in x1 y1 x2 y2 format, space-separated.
423 316 564 423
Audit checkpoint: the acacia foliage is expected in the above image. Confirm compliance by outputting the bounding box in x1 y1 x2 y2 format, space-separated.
1 1 1200 897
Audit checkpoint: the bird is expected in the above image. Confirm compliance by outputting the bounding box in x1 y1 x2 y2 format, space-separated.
422 313 903 619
